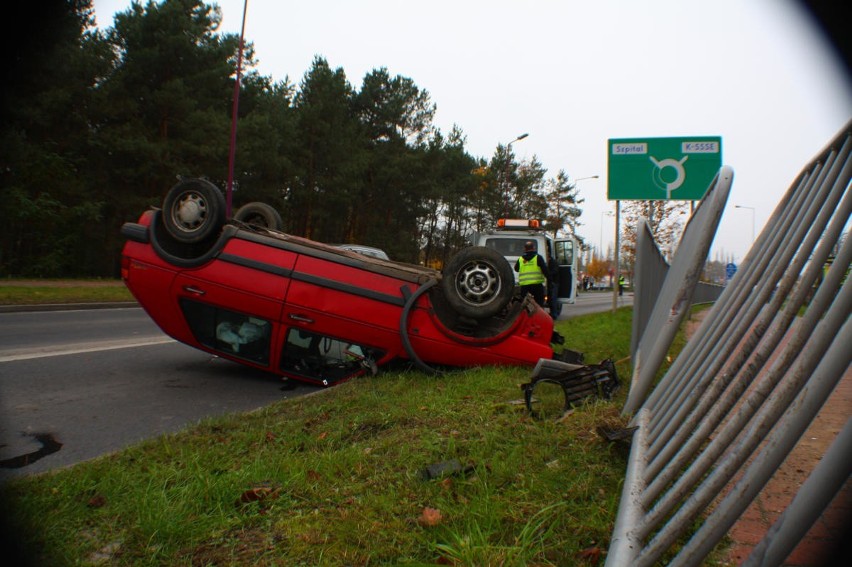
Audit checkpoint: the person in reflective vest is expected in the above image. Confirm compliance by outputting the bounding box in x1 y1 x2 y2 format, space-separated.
514 241 549 309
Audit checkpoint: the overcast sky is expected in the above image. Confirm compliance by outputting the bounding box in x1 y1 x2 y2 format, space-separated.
93 0 850 262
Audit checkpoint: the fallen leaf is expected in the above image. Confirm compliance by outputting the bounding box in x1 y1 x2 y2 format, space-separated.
87 494 107 508
418 507 443 526
237 482 281 505
576 546 602 564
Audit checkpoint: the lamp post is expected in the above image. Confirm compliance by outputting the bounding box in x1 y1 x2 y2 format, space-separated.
600 210 613 258
555 174 599 238
735 205 755 243
575 175 599 183
225 0 249 218
567 174 601 246
503 133 529 217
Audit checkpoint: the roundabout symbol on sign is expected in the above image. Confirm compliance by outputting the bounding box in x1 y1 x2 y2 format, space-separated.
650 155 689 198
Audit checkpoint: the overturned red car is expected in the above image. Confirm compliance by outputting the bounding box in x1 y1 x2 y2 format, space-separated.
121 178 564 386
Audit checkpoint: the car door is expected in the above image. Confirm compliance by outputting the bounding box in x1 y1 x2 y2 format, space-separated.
171 237 297 369
281 250 410 365
554 237 578 304
277 327 386 386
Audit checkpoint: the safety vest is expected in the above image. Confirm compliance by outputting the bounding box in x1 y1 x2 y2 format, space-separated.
518 256 546 286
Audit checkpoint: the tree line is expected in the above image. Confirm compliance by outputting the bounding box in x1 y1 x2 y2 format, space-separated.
0 0 583 278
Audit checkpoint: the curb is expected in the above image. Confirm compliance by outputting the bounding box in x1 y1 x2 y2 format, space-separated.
0 302 139 314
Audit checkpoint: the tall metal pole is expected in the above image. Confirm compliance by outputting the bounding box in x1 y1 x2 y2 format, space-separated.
503 133 528 217
225 0 249 218
600 210 612 257
612 200 620 313
569 174 599 240
554 174 598 238
647 200 654 234
735 205 756 243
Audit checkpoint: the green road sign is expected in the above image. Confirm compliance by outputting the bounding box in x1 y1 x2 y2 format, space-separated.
607 136 722 200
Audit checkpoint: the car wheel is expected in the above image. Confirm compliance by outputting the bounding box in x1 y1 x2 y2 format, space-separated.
234 202 283 230
162 178 226 243
441 246 514 319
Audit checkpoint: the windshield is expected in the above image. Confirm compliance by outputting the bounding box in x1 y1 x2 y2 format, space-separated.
484 238 531 257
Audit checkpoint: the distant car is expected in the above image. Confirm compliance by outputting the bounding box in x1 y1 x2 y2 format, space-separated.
332 244 390 260
120 178 566 386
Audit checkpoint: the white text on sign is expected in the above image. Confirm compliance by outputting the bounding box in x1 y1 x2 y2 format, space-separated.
612 143 648 155
682 141 720 153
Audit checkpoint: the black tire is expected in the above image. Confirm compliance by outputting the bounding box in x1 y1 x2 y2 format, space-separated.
441 246 514 319
162 178 226 244
234 202 283 230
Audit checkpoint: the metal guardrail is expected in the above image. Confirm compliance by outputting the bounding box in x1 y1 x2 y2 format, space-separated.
629 221 725 364
623 166 733 415
691 280 724 306
606 121 851 566
629 220 667 363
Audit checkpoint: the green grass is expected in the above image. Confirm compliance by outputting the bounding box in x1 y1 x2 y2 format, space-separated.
1 307 697 565
555 305 633 366
0 279 133 305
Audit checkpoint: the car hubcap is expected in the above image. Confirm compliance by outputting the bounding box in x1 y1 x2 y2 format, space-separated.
174 193 207 232
456 261 500 305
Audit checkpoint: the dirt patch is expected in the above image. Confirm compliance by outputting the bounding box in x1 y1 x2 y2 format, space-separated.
684 307 710 340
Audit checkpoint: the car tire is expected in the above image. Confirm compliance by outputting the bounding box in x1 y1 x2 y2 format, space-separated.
162 178 226 244
234 202 283 230
441 246 514 319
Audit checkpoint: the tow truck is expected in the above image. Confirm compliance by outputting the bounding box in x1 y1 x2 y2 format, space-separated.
472 219 578 315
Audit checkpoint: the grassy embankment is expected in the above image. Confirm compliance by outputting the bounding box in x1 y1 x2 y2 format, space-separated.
1 282 696 565
0 279 133 305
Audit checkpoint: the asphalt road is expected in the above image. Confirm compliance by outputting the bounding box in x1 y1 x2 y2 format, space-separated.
0 293 630 480
0 308 319 480
559 290 633 319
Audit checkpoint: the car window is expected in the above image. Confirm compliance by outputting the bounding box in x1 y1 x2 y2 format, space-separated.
554 240 574 265
357 248 389 260
180 299 272 364
334 244 390 260
484 238 528 256
280 328 383 386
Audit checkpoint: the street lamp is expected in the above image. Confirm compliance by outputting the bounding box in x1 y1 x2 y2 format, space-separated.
554 174 600 238
503 133 529 216
575 175 599 183
574 175 612 247
600 210 613 258
735 205 755 243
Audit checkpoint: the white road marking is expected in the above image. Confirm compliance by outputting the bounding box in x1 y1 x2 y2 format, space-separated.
0 337 176 363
